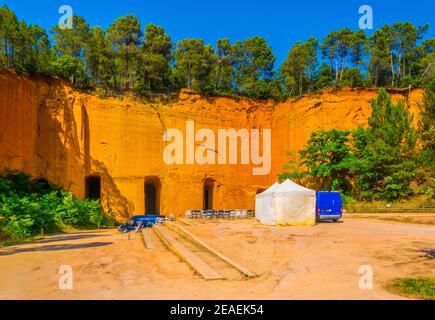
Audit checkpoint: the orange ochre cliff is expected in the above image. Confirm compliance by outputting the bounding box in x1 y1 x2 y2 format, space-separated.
0 70 423 220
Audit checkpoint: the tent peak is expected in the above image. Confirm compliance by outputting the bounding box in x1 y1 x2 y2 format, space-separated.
275 179 314 193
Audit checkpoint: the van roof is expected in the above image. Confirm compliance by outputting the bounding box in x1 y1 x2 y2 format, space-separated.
317 191 341 193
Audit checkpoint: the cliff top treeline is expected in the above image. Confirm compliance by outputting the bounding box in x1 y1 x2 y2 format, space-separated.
0 4 434 100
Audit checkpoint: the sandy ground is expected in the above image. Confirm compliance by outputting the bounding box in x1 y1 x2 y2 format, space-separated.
0 217 434 300
347 213 435 225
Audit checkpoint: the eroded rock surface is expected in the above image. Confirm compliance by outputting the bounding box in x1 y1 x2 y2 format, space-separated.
0 70 423 220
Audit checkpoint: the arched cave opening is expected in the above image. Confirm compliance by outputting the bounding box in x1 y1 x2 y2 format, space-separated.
145 177 161 215
85 176 101 200
203 179 214 210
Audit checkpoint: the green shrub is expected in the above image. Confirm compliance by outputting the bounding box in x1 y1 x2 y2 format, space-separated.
6 215 34 241
0 169 108 242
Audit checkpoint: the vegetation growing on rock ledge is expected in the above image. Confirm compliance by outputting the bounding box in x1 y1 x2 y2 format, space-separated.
0 5 434 100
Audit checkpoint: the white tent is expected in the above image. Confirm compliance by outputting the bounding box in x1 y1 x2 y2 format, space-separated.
255 179 316 226
255 181 280 225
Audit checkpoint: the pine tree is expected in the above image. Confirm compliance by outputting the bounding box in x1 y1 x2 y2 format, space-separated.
136 24 172 93
173 39 216 91
85 26 115 89
51 16 91 58
231 36 275 98
0 5 20 69
369 28 391 86
213 38 233 93
107 14 142 91
415 79 435 198
281 37 318 96
419 78 435 160
354 89 417 200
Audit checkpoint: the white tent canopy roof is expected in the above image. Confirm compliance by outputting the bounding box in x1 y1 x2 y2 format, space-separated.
257 181 280 197
275 179 314 193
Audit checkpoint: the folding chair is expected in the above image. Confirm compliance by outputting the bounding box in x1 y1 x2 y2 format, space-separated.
214 210 220 219
135 220 144 233
230 210 236 219
193 210 200 219
241 209 248 219
205 210 213 219
200 210 206 219
223 210 230 219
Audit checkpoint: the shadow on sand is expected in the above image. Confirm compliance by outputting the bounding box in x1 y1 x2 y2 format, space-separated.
32 233 110 244
0 241 113 256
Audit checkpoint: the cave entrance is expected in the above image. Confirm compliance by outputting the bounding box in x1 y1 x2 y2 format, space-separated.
145 177 161 215
85 176 101 200
32 178 51 193
203 179 214 210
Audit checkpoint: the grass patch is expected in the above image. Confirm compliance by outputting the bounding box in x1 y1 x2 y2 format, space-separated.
387 278 435 300
378 217 435 225
346 214 435 225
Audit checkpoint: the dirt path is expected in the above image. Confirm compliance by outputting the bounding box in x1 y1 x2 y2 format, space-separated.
0 218 433 300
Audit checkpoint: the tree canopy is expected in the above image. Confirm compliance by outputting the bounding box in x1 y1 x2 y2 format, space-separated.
0 4 434 99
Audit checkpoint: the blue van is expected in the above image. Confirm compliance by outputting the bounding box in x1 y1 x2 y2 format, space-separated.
315 191 343 222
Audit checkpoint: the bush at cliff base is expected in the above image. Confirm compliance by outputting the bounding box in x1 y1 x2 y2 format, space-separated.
0 169 111 242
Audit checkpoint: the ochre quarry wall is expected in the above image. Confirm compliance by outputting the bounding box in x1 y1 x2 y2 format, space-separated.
0 70 423 220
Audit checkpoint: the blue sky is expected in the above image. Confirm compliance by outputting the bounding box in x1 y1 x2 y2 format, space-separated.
2 0 434 66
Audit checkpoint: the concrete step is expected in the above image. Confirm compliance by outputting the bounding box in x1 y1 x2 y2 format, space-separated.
142 228 157 249
153 225 223 280
178 219 195 226
167 222 256 278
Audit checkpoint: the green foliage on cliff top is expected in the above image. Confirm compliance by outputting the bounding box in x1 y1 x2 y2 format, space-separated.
1 5 434 100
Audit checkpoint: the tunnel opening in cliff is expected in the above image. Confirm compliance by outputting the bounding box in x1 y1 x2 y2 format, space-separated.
145 177 161 215
203 179 214 210
31 178 52 193
85 176 101 200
